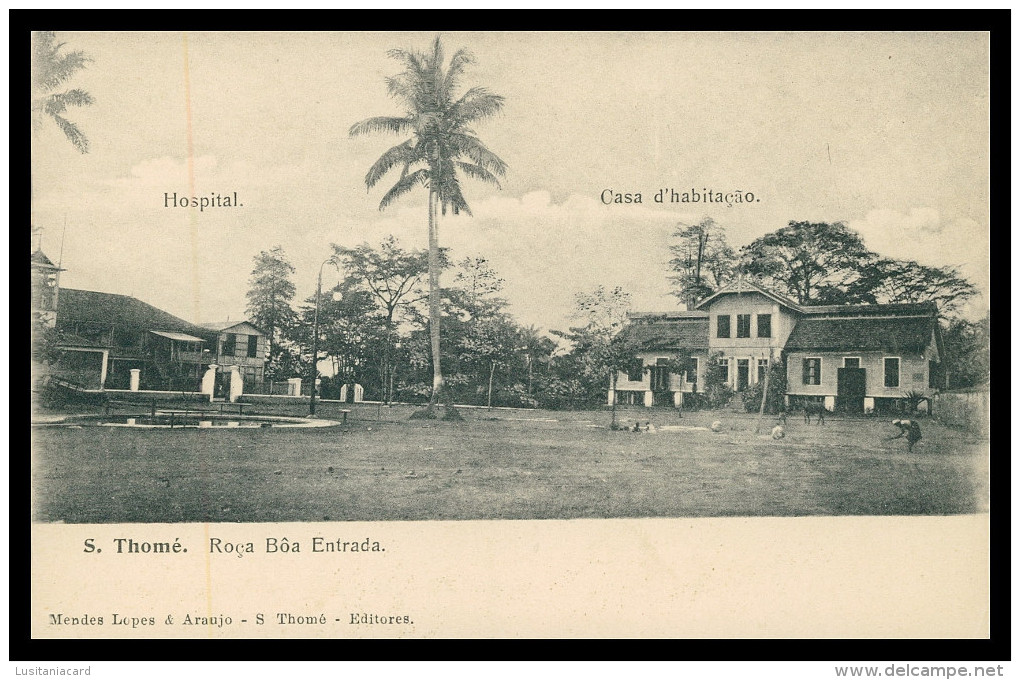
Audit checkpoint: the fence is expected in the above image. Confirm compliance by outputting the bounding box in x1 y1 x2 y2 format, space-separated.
933 388 989 437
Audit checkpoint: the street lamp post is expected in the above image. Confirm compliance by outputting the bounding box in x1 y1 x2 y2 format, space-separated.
309 257 341 417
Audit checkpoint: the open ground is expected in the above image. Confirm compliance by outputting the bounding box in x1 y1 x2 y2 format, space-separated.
31 402 989 523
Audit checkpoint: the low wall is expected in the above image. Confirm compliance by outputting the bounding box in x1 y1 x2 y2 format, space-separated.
104 389 210 404
933 389 989 436
237 394 310 405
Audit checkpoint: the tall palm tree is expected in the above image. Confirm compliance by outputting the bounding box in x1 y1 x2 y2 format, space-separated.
350 36 507 412
32 31 94 154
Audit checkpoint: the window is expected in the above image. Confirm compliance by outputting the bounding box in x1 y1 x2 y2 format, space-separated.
716 315 731 338
717 358 729 382
221 334 236 357
802 358 821 385
884 358 900 388
687 357 699 384
247 334 259 358
757 358 769 383
627 358 644 382
757 314 772 338
736 314 751 338
843 357 860 368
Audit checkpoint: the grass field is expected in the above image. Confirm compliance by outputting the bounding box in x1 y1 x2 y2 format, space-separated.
31 402 989 523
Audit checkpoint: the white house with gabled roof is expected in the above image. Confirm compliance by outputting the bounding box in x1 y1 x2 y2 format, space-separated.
609 279 944 415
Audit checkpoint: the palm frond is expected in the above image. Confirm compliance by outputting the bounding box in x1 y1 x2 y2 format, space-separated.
365 139 421 188
451 88 504 123
444 48 475 94
440 177 472 217
349 116 412 137
456 161 502 189
51 114 89 153
450 133 508 176
379 168 428 210
42 88 94 116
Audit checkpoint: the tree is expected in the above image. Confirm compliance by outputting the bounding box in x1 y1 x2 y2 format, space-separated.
350 35 508 415
741 221 876 305
32 31 94 154
294 279 382 396
333 237 432 402
551 286 635 421
457 313 521 409
847 258 978 316
942 314 990 389
668 217 737 309
245 246 298 350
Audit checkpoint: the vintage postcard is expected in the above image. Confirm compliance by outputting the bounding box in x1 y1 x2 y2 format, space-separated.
29 30 991 640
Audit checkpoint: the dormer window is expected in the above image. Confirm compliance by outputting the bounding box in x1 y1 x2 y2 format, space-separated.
736 314 751 338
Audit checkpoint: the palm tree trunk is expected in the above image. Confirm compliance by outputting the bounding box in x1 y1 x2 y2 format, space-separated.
427 186 444 407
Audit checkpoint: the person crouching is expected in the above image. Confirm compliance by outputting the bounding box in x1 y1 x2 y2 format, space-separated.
890 419 922 452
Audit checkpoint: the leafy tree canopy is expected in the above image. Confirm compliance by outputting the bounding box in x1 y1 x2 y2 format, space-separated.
245 246 298 348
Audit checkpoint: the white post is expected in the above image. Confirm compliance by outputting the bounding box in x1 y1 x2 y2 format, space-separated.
864 397 875 414
201 365 218 397
353 384 364 403
287 377 302 396
100 351 109 389
607 388 615 406
340 384 348 402
229 366 243 403
824 395 836 412
129 368 141 392
644 390 654 408
673 391 682 408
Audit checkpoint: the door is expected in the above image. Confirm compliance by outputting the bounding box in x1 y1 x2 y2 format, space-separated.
736 359 749 391
837 367 866 413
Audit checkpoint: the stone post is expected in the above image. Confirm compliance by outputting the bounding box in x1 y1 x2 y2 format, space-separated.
129 368 141 392
340 384 348 403
201 365 218 398
287 377 302 396
673 391 683 408
229 366 243 403
863 397 875 414
353 384 364 403
607 389 615 406
824 395 836 412
644 390 654 408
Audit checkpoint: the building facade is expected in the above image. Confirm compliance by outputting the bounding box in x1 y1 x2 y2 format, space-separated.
609 280 945 414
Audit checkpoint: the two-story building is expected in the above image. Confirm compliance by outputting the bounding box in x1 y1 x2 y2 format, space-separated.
610 279 944 414
198 321 270 393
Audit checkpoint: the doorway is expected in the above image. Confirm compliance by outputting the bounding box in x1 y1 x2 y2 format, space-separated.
837 367 866 413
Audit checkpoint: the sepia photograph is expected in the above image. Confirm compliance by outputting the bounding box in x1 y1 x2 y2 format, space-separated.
28 29 991 640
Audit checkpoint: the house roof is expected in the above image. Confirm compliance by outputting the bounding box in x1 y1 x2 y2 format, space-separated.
694 278 801 311
199 320 265 335
57 289 214 340
618 317 710 351
798 301 938 317
31 250 63 271
150 330 206 343
784 315 938 353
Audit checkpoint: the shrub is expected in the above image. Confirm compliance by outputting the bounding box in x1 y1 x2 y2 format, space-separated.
741 362 787 413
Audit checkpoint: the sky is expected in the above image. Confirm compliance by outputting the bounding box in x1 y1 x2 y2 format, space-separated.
31 31 991 334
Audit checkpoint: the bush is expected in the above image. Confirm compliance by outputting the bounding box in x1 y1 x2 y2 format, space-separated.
741 363 788 414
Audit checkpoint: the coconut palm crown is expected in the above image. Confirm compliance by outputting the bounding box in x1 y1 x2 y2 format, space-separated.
32 31 94 154
350 36 507 408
